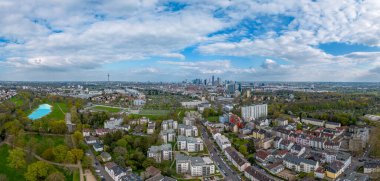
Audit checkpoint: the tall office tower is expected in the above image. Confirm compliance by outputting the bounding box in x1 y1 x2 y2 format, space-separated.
204 79 207 85
217 77 221 86
212 75 215 86
241 104 268 121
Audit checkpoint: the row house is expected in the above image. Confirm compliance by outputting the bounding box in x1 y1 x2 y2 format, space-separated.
252 129 267 139
224 146 251 172
256 150 273 163
244 166 278 181
277 139 294 150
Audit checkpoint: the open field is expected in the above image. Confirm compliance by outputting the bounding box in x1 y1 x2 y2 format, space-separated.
139 109 170 116
91 105 123 113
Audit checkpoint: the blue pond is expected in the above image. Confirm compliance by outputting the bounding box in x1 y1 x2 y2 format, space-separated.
28 104 52 120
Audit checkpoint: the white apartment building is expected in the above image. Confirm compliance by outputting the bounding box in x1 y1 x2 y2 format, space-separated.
176 154 215 177
147 144 173 163
214 133 232 150
241 104 268 121
161 119 178 130
104 117 123 129
160 129 176 143
177 135 204 152
283 154 319 173
178 124 198 137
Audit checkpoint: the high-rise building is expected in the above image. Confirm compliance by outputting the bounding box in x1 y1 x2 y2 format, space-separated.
241 104 268 121
212 75 215 86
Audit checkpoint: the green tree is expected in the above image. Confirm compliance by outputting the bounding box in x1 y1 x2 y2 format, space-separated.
7 148 26 169
53 145 68 163
49 120 67 134
24 161 54 181
65 151 75 164
71 148 84 162
239 145 248 156
73 131 83 144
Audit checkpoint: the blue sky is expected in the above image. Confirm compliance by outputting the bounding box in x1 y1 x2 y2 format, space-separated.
0 0 380 81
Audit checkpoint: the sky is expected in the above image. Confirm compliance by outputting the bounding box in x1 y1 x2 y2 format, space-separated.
1 0 380 82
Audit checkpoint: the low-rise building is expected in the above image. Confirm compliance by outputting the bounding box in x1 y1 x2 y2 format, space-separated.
325 121 341 129
93 143 104 152
100 152 112 162
364 161 380 174
301 118 325 127
147 144 173 163
105 162 127 181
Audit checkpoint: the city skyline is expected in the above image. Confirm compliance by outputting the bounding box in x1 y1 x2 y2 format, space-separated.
1 0 380 82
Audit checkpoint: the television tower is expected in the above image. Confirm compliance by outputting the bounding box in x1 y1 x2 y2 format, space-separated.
107 73 110 82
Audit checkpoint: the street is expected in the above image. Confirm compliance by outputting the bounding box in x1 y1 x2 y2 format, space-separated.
200 126 242 181
86 150 112 181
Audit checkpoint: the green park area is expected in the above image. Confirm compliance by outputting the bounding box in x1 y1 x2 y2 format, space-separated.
139 109 170 116
91 105 123 113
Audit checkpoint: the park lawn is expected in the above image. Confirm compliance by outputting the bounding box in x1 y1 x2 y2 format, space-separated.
26 134 66 147
139 109 170 116
45 102 68 120
73 170 80 181
0 144 27 181
92 105 122 113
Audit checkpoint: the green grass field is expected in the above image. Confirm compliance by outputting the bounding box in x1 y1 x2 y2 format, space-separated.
0 144 27 181
139 109 170 116
26 134 66 146
45 102 68 120
91 105 123 113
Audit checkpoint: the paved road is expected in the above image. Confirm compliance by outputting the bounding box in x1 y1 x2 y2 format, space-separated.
86 150 113 181
200 126 242 181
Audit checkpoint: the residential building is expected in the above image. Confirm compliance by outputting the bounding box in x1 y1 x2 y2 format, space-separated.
105 162 127 181
364 161 380 174
275 118 288 126
147 144 173 163
100 152 112 162
241 104 268 121
147 121 155 135
93 143 104 152
252 129 266 139
214 133 231 150
104 117 123 129
325 121 341 129
290 144 305 157
175 154 215 177
283 154 319 173
160 129 176 143
301 118 325 127
224 146 251 172
161 119 178 130
177 135 204 152
178 124 198 137
244 166 277 181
